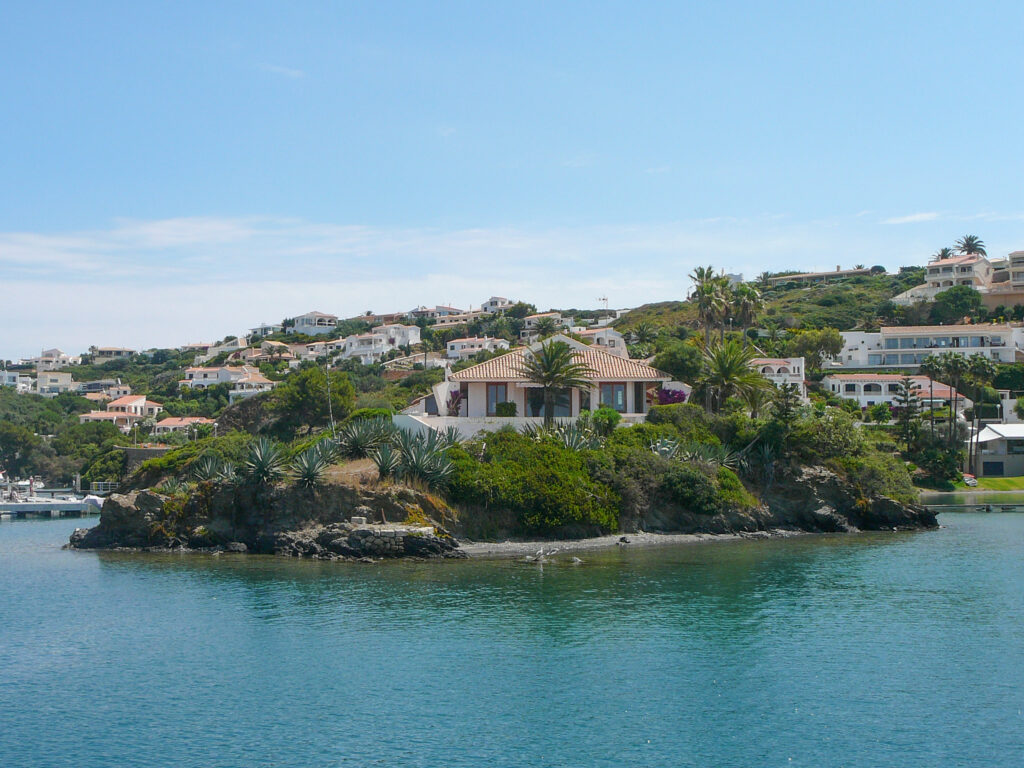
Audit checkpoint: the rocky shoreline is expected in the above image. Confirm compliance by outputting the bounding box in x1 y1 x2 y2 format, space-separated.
67 464 937 561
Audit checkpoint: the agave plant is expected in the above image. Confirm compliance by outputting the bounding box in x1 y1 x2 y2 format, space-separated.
369 443 402 481
337 417 393 458
397 442 454 488
650 437 680 459
242 437 288 485
157 477 185 495
191 455 226 482
435 425 463 450
677 442 740 470
291 445 329 489
553 422 603 451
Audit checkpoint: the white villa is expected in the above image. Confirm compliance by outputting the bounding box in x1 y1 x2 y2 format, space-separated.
249 322 284 338
828 324 1024 369
446 337 510 360
481 296 514 314
576 327 627 358
397 335 670 438
291 311 338 335
1 371 33 393
228 370 277 402
80 395 164 432
20 348 81 371
409 305 463 320
340 324 422 364
893 253 994 305
195 337 247 363
821 373 968 411
750 357 808 398
180 366 249 389
765 266 872 288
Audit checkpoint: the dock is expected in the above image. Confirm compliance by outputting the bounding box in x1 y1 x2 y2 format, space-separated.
0 499 99 519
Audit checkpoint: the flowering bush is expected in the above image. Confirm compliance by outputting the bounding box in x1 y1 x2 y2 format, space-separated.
657 388 688 405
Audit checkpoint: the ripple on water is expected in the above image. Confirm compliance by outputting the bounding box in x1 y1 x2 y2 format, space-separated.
0 514 1022 767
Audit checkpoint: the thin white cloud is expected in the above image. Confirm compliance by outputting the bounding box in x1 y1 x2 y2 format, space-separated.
258 63 305 78
1 214 932 359
883 212 941 225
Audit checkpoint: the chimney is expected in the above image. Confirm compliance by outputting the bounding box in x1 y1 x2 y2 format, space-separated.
836 265 841 271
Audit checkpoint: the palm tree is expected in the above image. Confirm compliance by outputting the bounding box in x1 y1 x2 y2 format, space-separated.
918 355 943 438
756 271 772 287
515 341 595 425
731 284 763 349
741 385 771 419
631 322 659 345
714 279 734 342
700 340 771 413
938 352 969 444
693 281 724 347
955 235 987 257
932 247 955 261
534 317 559 338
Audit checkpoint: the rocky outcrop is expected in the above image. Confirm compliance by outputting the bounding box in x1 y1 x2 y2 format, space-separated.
635 465 935 535
69 484 465 560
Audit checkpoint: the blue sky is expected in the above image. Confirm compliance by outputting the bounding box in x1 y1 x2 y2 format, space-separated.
3 1 1024 358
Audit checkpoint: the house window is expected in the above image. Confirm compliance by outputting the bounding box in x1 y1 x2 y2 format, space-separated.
600 383 627 412
844 384 857 393
526 388 571 417
486 383 507 416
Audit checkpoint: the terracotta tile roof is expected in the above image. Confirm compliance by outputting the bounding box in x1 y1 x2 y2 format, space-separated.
450 345 669 382
107 395 145 407
928 254 981 266
525 312 561 319
156 417 215 427
751 358 794 366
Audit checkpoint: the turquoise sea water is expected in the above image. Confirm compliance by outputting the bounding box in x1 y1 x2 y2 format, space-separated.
1 515 1022 767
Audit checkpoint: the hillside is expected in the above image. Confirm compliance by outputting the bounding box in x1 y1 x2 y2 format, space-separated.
614 270 925 333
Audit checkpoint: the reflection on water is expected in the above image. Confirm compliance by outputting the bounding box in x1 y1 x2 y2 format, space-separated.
1 516 1023 767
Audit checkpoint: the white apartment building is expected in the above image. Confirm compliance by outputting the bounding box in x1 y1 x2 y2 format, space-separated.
90 347 137 360
409 305 463 320
822 373 968 411
576 327 627 358
249 323 284 338
446 337 510 360
229 371 277 402
195 337 247 363
829 325 1024 369
893 254 993 305
750 357 807 398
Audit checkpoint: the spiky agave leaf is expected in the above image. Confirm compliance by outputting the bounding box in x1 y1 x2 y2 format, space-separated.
291 446 329 489
243 437 287 485
650 437 680 459
191 455 225 482
369 443 402 481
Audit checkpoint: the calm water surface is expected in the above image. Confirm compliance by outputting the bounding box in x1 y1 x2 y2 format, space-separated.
1 515 1022 767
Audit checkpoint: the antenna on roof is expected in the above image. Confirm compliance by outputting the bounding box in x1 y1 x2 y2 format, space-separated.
597 296 609 310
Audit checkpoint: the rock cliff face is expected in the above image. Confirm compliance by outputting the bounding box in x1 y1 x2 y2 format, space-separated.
68 465 936 557
69 484 465 560
639 465 935 535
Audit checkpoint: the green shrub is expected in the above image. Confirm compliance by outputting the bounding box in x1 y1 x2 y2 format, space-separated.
495 401 518 417
445 432 619 535
661 464 721 515
830 453 917 504
139 431 253 477
347 407 393 422
716 467 757 509
646 402 718 443
592 407 622 435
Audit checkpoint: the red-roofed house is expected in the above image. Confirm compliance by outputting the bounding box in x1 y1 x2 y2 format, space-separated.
153 416 216 435
397 335 670 438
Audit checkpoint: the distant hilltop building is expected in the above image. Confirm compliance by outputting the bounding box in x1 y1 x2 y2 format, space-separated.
766 266 874 288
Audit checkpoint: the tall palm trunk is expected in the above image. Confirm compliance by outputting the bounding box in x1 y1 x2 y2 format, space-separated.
929 380 935 438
